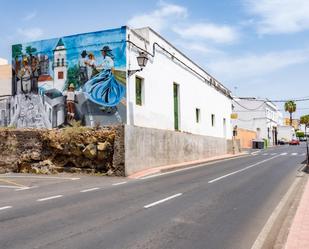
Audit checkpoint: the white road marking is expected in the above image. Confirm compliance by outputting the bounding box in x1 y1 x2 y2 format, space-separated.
112 181 127 186
80 187 100 193
0 206 12 211
140 155 249 180
251 151 260 155
0 176 80 180
37 195 63 202
262 153 268 155
144 193 183 209
270 153 277 155
291 153 298 156
280 152 287 155
0 185 21 189
208 155 280 183
15 186 38 191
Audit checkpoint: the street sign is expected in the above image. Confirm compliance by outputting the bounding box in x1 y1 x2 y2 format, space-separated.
231 113 238 119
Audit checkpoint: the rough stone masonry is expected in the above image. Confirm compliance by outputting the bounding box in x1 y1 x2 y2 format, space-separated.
0 125 125 176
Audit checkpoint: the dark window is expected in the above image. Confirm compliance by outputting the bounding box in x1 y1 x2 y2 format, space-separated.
211 114 215 127
135 77 143 106
196 108 200 123
173 83 180 131
61 58 65 66
57 58 60 67
58 71 64 79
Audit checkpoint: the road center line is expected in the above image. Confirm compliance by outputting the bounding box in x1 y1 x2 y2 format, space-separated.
80 187 100 193
0 176 80 180
0 206 12 211
144 193 183 209
0 185 21 189
208 155 280 184
140 155 249 180
15 186 38 191
280 152 287 155
37 195 63 202
112 181 127 186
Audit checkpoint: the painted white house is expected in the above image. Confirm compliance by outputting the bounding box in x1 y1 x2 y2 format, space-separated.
126 27 233 139
232 97 283 146
53 38 67 91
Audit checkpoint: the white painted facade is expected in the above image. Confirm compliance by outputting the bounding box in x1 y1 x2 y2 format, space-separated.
232 98 282 146
126 27 233 139
53 40 67 91
277 125 295 141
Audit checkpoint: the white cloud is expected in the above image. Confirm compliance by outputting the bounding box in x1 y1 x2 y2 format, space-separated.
127 1 187 31
208 48 309 81
17 28 43 40
174 23 239 44
23 11 37 21
245 0 309 34
174 40 223 55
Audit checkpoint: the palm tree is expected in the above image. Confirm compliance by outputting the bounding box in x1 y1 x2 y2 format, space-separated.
284 101 297 126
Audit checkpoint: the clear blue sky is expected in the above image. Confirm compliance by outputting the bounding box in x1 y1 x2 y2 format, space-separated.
1 0 308 118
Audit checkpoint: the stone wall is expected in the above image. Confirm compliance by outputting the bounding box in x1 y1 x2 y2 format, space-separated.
125 125 229 176
0 125 125 176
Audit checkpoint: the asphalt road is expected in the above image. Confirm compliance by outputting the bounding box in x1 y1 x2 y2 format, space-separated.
0 144 307 249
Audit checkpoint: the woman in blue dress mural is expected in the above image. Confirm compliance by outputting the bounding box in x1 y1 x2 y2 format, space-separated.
83 46 125 108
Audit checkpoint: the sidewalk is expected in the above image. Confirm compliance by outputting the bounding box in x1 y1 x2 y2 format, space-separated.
128 152 247 179
285 175 309 249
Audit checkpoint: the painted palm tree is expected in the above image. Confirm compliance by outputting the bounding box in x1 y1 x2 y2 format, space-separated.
284 101 297 126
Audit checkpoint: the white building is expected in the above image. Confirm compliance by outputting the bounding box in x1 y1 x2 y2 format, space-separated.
277 125 295 142
126 27 233 139
53 38 67 91
232 97 282 146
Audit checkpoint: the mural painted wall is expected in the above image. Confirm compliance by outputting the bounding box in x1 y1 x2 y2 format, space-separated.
11 27 127 128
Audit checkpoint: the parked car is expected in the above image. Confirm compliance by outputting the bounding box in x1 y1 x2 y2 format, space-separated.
299 137 307 142
278 139 288 145
289 139 300 145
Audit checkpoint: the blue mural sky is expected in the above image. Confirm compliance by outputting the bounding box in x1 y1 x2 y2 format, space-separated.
14 27 126 71
1 0 309 117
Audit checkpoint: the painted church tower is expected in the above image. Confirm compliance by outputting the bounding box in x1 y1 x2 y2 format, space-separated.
53 38 67 91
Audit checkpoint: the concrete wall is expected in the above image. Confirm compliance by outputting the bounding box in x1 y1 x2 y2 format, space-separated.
125 125 228 176
126 28 232 139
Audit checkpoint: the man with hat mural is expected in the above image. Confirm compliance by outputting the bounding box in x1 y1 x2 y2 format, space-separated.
19 57 32 95
63 83 77 121
83 45 125 109
79 50 88 85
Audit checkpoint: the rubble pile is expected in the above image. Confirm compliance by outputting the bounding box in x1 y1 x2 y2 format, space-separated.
0 125 125 176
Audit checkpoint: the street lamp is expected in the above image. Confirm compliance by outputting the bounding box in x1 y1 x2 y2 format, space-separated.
128 52 148 76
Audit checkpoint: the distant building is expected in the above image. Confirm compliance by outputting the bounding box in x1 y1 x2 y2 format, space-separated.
277 125 295 142
0 59 12 126
0 61 12 96
232 97 283 146
283 118 300 130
